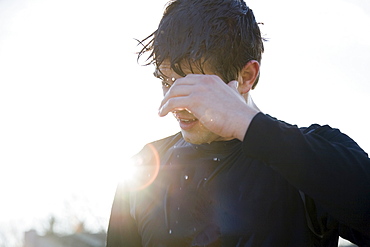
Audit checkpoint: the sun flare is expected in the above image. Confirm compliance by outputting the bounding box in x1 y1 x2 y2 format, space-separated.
117 144 161 191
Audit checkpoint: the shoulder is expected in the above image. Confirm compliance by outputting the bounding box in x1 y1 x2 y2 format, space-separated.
148 132 183 151
136 132 183 159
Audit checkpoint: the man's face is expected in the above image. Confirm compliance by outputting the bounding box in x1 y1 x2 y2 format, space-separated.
155 61 232 144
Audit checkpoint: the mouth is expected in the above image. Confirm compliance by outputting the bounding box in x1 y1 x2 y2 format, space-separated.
178 118 197 123
173 111 198 130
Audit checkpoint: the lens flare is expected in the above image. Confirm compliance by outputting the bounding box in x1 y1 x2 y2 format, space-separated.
121 144 161 191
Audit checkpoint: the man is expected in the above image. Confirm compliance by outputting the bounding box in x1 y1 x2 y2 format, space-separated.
106 0 370 246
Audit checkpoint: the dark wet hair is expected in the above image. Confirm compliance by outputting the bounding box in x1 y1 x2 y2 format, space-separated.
138 0 265 89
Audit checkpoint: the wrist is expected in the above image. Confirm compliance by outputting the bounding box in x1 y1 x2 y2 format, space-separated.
234 108 260 141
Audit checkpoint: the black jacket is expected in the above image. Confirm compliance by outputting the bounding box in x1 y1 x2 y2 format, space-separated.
106 113 370 246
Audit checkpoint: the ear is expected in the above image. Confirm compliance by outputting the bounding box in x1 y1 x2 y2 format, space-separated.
238 60 260 94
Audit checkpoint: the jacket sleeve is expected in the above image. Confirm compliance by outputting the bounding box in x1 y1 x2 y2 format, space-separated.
106 182 142 247
242 113 370 237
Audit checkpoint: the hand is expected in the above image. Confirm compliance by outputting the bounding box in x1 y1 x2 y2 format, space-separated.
158 74 260 141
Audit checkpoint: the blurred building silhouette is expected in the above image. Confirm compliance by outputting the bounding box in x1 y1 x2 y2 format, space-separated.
23 229 106 247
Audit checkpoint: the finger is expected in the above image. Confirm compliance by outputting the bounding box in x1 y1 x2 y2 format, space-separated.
159 84 193 111
164 84 193 101
158 96 193 117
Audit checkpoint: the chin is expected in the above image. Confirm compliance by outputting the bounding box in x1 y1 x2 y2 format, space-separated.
183 137 205 145
181 130 220 145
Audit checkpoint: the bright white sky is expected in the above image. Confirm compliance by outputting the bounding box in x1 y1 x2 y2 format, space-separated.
0 0 369 244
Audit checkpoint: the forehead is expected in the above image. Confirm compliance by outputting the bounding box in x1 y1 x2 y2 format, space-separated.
155 60 213 77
